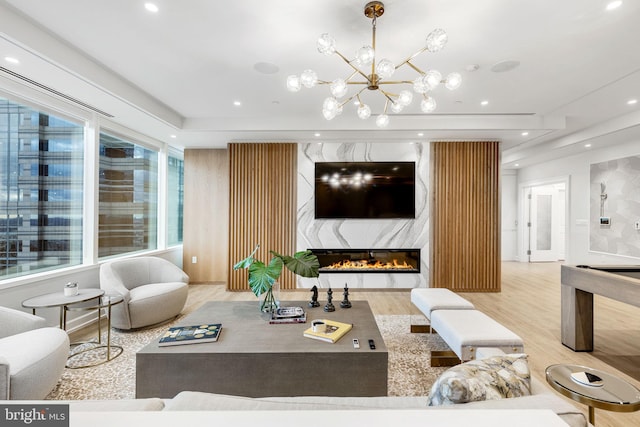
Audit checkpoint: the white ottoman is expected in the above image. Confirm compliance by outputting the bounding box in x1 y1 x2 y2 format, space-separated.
411 288 475 318
430 309 524 361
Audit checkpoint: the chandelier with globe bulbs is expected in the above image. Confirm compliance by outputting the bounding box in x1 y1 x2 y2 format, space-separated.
286 1 462 128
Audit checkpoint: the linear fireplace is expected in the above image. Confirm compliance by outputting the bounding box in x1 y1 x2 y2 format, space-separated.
310 249 420 274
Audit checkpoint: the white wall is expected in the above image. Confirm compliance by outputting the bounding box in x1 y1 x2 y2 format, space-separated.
501 169 518 261
518 139 640 265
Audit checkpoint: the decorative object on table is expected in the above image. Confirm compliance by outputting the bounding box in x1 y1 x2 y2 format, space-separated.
158 323 222 347
64 282 79 296
233 244 320 313
340 283 352 308
308 285 320 308
324 287 335 312
303 318 353 343
269 306 307 324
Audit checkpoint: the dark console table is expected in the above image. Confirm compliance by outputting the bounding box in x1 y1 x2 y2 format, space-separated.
560 265 640 351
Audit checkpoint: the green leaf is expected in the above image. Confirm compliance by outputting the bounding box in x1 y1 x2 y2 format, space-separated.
232 244 261 270
273 250 320 278
247 257 283 297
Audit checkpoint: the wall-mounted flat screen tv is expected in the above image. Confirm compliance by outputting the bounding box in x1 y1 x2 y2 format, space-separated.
314 161 415 219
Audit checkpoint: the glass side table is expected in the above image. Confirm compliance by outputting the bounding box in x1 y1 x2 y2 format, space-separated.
65 293 125 369
546 364 640 426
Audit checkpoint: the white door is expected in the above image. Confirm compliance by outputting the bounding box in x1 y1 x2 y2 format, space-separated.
526 183 565 262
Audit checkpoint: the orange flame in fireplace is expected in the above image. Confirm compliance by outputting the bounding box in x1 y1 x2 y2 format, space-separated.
323 259 415 270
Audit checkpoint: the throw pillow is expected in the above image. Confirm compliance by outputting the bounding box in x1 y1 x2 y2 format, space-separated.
427 354 531 406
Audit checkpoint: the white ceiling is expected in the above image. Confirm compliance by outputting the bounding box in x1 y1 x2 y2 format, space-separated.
1 0 639 169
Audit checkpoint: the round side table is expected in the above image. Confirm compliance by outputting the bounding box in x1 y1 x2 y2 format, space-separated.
65 294 125 369
546 364 640 425
22 288 105 330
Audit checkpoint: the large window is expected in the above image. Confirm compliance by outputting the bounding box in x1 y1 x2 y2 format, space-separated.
167 154 184 246
98 133 158 258
0 98 84 279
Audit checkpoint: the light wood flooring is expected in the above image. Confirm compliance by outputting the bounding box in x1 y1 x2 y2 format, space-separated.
71 261 640 426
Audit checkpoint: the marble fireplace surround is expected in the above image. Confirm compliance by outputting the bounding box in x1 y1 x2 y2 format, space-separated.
297 142 429 289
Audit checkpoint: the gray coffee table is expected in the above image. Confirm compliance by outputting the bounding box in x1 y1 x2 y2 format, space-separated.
136 300 388 398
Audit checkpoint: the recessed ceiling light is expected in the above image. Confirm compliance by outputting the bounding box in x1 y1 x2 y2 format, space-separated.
481 100 489 106
314 133 321 137
417 132 424 137
170 134 176 139
233 101 242 107
585 144 592 148
4 56 19 64
627 99 637 105
490 60 520 73
521 132 529 136
144 3 159 13
606 1 622 11
514 163 519 167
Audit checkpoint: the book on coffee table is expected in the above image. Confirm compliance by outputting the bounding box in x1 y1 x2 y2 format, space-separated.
270 306 307 324
303 319 352 343
158 323 222 346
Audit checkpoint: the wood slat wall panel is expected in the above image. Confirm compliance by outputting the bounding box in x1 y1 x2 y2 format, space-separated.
430 141 501 292
183 149 229 283
227 143 298 291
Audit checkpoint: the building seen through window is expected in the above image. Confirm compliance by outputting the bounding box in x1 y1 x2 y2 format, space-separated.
0 98 84 279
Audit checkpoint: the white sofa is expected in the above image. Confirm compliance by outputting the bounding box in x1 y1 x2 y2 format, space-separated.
45 375 588 427
51 349 589 427
99 256 189 330
0 306 69 400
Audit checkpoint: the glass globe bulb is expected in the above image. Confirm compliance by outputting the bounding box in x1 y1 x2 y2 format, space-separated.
425 70 442 89
398 90 413 106
376 59 395 79
286 75 301 92
413 76 428 94
357 104 371 120
323 97 339 112
355 45 375 66
330 79 348 98
445 72 462 90
376 114 389 128
421 96 437 113
323 108 337 120
426 28 448 52
390 102 404 113
300 69 318 88
317 33 336 56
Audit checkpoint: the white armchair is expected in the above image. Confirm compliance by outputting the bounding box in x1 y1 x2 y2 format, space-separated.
0 306 69 399
100 256 189 330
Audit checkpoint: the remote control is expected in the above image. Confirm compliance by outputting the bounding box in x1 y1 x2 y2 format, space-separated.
368 339 376 350
352 338 360 349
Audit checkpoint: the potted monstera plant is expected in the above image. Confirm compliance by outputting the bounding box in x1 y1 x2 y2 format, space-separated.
233 244 320 312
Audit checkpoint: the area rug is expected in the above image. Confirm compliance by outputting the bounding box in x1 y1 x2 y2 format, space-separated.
45 314 449 400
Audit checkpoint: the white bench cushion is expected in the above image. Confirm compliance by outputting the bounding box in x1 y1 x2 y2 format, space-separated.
431 309 524 361
411 288 474 318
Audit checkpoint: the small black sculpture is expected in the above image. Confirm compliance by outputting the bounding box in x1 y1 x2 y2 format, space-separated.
324 287 335 312
308 285 320 308
340 283 352 308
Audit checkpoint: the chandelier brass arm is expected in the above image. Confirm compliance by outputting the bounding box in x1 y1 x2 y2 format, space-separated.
286 1 462 128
